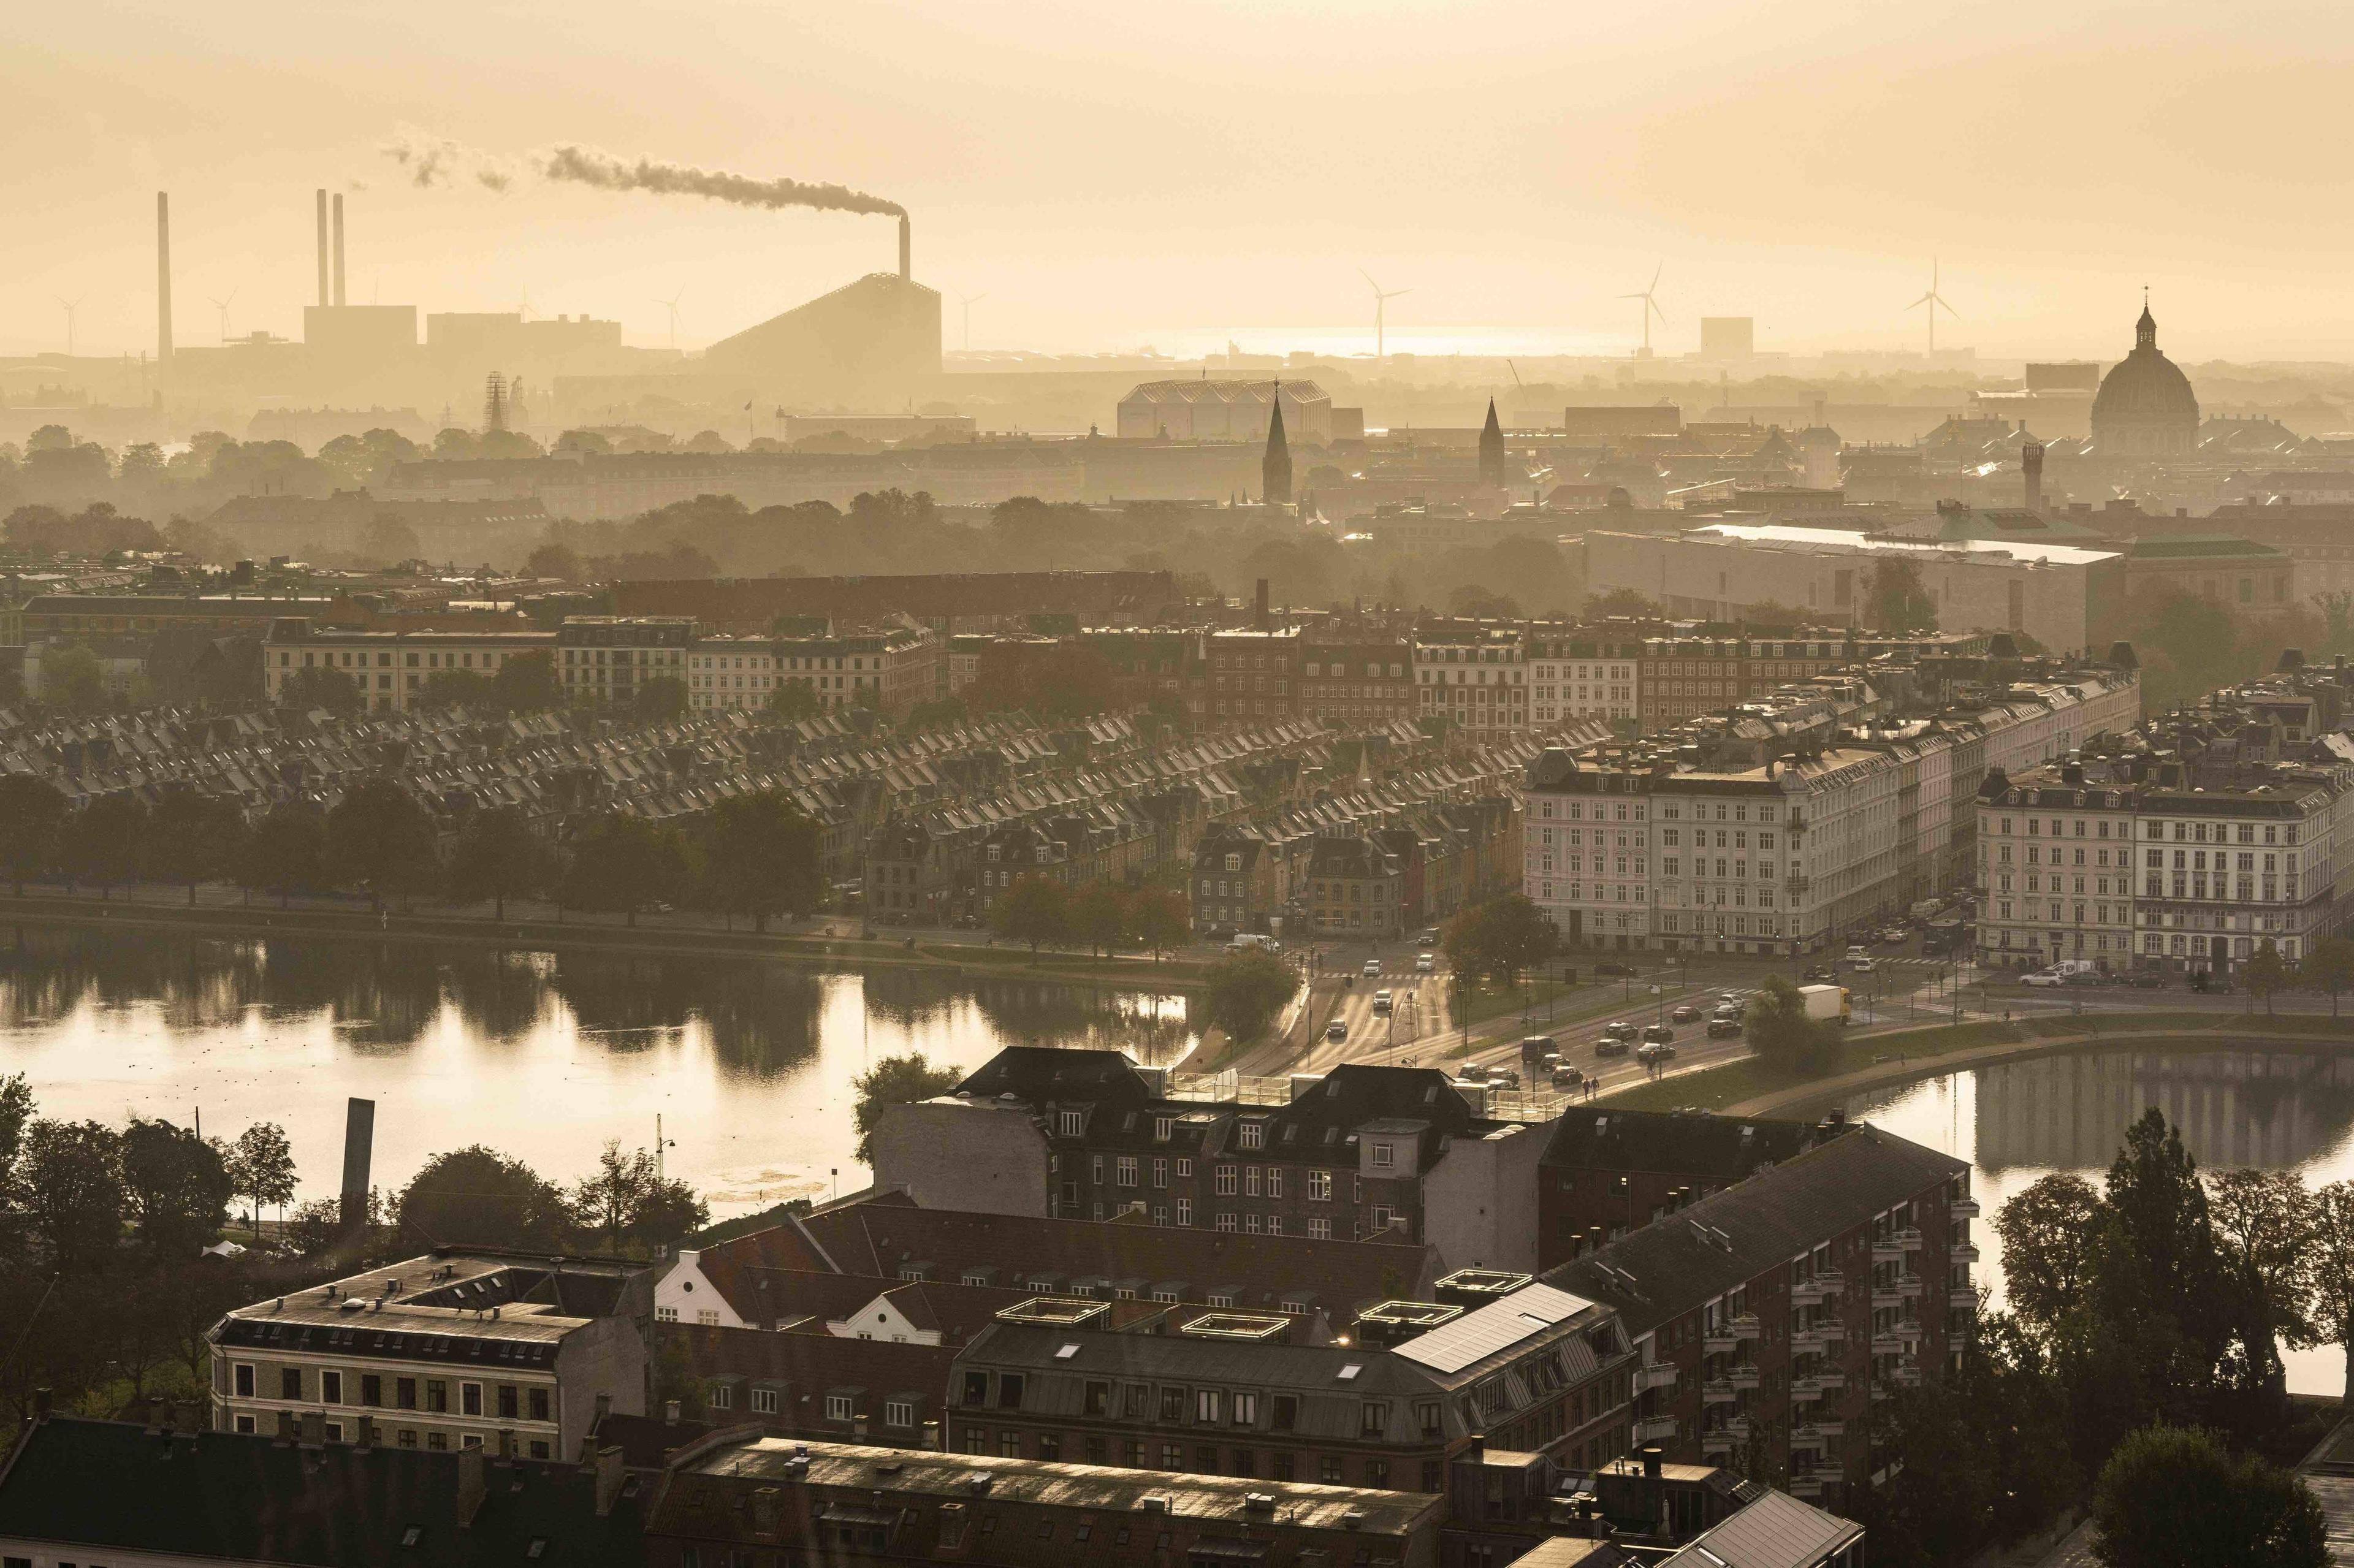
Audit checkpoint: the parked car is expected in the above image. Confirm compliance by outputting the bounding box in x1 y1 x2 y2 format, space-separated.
1597 962 1637 977
2126 970 2168 989
1325 1018 1349 1041
2021 969 2066 987
1670 1003 1700 1023
1642 1022 1675 1045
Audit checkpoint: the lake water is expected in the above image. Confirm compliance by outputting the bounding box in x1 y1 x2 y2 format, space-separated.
0 929 1196 1219
1849 1046 2354 1397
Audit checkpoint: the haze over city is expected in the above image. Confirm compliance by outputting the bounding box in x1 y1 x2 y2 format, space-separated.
15 0 2354 359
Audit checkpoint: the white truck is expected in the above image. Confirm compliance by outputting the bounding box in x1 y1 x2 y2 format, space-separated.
1798 983 1852 1026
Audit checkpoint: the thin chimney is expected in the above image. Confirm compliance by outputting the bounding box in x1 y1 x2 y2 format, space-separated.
315 188 330 308
156 192 173 363
897 213 911 281
332 193 346 307
2022 441 2045 513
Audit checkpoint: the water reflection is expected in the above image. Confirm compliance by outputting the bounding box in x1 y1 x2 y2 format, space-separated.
0 926 1198 1216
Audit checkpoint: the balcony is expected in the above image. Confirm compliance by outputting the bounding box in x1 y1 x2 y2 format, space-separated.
1894 1361 1924 1387
1949 1287 1979 1312
1811 1369 1847 1391
1949 1197 1981 1222
1791 1272 1843 1304
1895 1320 1924 1344
1702 1379 1737 1407
1633 1414 1678 1444
1897 1275 1924 1301
1796 1461 1845 1486
1724 1417 1752 1441
1703 1330 1740 1356
1634 1363 1679 1394
1871 1332 1906 1356
1952 1242 1981 1264
1894 1227 1924 1252
1799 1419 1846 1441
1729 1314 1761 1341
1871 1238 1905 1265
1795 1323 1846 1350
1729 1364 1762 1391
1792 1379 1826 1405
1789 1475 1824 1499
1701 1430 1735 1457
1871 1286 1905 1311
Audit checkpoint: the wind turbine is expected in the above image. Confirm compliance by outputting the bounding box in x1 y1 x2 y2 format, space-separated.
959 292 987 353
1909 259 1960 356
210 287 238 344
56 296 83 358
1620 264 1667 357
656 291 685 350
1359 268 1411 363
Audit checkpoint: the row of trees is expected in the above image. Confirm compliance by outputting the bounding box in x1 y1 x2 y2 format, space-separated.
989 875 1192 959
1859 1108 2341 1568
277 648 564 719
0 777 825 929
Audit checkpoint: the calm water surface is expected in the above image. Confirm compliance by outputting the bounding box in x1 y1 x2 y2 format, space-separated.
0 930 1195 1217
1849 1046 2354 1397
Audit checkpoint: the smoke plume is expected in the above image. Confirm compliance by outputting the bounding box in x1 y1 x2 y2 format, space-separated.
381 128 468 188
536 145 903 218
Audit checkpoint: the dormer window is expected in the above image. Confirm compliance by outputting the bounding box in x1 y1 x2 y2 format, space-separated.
1057 1111 1084 1137
1238 1122 1264 1151
1225 854 1243 872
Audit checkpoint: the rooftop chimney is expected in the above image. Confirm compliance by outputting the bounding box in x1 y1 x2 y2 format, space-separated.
455 1442 488 1527
332 193 346 307
2022 441 2044 512
898 213 910 281
316 189 330 308
156 192 173 365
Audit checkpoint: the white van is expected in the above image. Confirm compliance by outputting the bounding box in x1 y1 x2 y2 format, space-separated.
1228 934 1282 954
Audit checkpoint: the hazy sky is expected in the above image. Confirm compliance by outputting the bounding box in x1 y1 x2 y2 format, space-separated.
10 0 2354 362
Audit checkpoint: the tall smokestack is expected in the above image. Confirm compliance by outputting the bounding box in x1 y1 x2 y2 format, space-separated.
898 213 910 281
2022 440 2045 513
156 191 173 363
340 1097 375 1233
316 188 330 308
332 193 346 306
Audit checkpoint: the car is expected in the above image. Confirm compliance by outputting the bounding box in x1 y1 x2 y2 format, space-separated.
1594 1037 1630 1057
2021 969 2066 987
2063 971 2110 987
1459 1061 1490 1082
1707 1016 1743 1038
1844 945 1869 964
1849 957 1876 974
1670 1003 1700 1023
1488 1067 1522 1089
1552 1064 1586 1089
1601 1021 1638 1041
1596 962 1637 977
1415 953 1436 973
1642 1023 1675 1044
1362 959 1383 977
1372 993 1393 1016
1325 1018 1349 1041
1803 965 1834 983
1420 928 1441 947
2126 970 2168 989
1881 927 1910 945
1637 1040 1677 1063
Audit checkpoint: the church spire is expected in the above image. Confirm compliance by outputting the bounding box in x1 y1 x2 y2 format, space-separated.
2136 287 2157 352
1478 398 1506 487
1262 381 1292 508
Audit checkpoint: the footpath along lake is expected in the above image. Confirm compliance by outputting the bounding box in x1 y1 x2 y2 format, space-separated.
0 927 1196 1218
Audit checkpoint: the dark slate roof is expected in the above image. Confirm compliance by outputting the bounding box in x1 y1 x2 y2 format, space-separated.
1539 1108 1815 1181
1542 1125 1963 1334
951 1047 1156 1108
589 1411 716 1473
0 1417 647 1568
1660 1488 1864 1568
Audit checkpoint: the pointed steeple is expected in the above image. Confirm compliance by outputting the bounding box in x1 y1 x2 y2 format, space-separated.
2136 287 2157 352
1478 398 1506 487
1262 381 1293 507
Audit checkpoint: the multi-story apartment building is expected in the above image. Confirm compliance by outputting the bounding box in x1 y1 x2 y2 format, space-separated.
1190 822 1304 938
1537 1109 1818 1265
690 621 939 717
1639 630 1993 728
557 616 696 707
685 632 780 711
1307 835 1406 938
1547 1123 1974 1512
1523 659 2143 954
1415 623 1529 737
1976 720 2354 972
872 1051 1552 1272
21 593 337 642
207 1249 653 1459
1199 627 1301 726
1526 628 1642 728
1298 639 1419 725
646 1433 1446 1568
262 619 555 712
946 1279 1634 1491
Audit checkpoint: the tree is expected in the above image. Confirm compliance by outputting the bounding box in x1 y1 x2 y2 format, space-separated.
41 646 108 712
326 780 438 910
992 875 1072 956
567 1143 707 1252
1130 888 1192 961
2203 1168 2317 1405
632 676 689 725
0 777 66 892
558 812 687 927
1994 1172 2105 1344
2307 1181 2354 1404
851 1053 963 1165
398 1146 569 1249
766 680 820 723
146 791 245 905
118 1118 233 1257
238 805 326 908
2089 1425 2326 1568
226 1122 297 1236
0 1074 36 1259
284 1197 348 1257
61 794 148 899
2308 937 2354 1019
1072 882 1132 957
2106 1108 2231 1370
1865 557 1937 633
20 1119 126 1273
1743 974 1836 1073
278 664 362 715
447 807 551 920
701 791 821 932
2243 939 2287 1017
1585 587 1664 619
415 668 493 710
1201 950 1298 1046
489 649 558 714
1442 896 1559 990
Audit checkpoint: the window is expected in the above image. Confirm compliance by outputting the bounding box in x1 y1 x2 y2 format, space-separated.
497 1386 518 1420
460 1382 481 1417
963 1371 989 1407
233 1365 256 1398
1361 1402 1387 1436
886 1399 915 1428
322 1371 344 1405
280 1368 303 1400
1197 1389 1222 1423
1216 1165 1238 1196
362 1374 383 1407
1233 1391 1259 1425
709 1384 733 1410
427 1380 448 1414
999 1373 1027 1409
1057 1111 1084 1136
752 1387 780 1415
1271 1394 1298 1431
1307 1170 1333 1201
826 1394 854 1421
1371 1143 1393 1168
1238 1122 1265 1151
